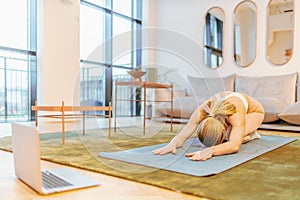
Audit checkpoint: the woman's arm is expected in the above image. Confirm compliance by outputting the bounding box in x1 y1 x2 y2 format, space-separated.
185 110 245 161
152 100 210 155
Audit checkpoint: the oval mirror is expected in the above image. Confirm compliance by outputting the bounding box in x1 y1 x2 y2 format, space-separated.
204 7 225 69
267 0 294 65
234 1 257 67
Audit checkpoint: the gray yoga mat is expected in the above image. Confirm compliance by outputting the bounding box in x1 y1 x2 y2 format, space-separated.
99 135 295 176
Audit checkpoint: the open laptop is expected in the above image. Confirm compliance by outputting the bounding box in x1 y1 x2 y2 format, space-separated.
11 123 100 194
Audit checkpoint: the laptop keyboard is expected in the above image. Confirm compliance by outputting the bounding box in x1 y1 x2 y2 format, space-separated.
42 171 73 189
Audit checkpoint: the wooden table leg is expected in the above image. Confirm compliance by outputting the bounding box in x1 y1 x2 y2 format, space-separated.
170 83 173 132
61 101 65 144
83 111 86 135
108 102 112 137
114 81 117 132
143 84 146 135
35 101 38 127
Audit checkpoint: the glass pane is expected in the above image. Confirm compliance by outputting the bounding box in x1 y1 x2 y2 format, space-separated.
0 56 5 120
113 15 132 67
113 67 131 82
80 62 106 107
0 50 29 121
113 0 132 17
0 0 28 49
131 22 142 68
85 0 106 8
112 67 136 116
80 4 106 62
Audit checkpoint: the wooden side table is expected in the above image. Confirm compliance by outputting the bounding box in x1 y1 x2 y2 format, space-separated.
114 81 173 134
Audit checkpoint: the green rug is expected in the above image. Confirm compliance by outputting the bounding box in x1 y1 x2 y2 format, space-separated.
1 126 300 200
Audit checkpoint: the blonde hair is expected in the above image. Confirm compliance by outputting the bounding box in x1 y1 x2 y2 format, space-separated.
197 99 237 147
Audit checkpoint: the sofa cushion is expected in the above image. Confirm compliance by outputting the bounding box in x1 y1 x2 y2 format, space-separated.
154 89 187 102
156 96 207 119
255 97 285 123
235 73 297 112
157 96 285 122
187 74 235 97
278 102 300 125
152 89 187 118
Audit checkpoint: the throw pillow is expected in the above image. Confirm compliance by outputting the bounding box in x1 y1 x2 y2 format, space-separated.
235 73 297 109
278 102 300 125
156 96 207 119
154 89 187 102
255 97 285 123
187 74 235 97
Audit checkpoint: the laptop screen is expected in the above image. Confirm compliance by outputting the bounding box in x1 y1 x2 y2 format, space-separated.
11 123 43 192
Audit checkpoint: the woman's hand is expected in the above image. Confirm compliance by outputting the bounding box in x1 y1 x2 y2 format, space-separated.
152 141 177 155
185 147 213 161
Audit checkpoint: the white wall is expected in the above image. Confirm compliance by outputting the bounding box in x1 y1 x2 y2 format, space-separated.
142 0 300 88
37 0 80 105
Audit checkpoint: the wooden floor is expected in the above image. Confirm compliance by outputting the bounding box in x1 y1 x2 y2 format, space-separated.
0 118 206 200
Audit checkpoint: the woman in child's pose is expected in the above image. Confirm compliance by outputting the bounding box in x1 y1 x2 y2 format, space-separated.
152 91 265 161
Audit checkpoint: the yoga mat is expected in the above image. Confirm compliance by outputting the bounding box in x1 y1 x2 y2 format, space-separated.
100 135 295 176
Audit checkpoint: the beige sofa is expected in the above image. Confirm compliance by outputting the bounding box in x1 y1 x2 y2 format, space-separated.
152 73 300 128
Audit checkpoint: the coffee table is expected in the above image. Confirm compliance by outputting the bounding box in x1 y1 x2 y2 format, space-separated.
32 101 112 144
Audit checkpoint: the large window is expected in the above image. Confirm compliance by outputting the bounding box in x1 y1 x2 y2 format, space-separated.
0 0 37 122
80 0 142 114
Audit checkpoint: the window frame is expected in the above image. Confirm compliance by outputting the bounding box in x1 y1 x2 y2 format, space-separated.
0 0 37 122
80 0 142 108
